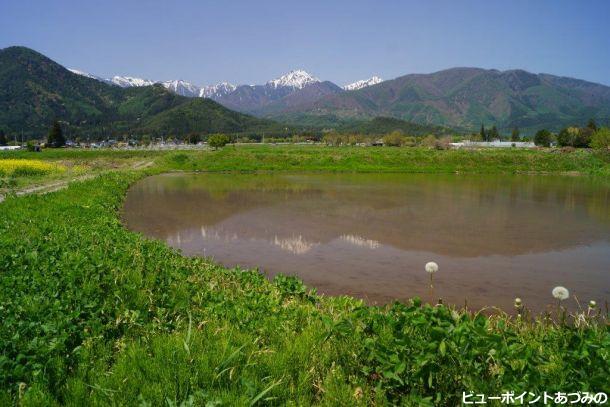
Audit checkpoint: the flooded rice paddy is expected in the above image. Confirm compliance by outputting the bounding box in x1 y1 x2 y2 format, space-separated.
123 173 610 311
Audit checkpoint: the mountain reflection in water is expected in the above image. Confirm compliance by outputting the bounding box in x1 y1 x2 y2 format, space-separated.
123 173 610 311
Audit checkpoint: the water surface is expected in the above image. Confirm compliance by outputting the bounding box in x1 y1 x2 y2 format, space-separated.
123 173 610 311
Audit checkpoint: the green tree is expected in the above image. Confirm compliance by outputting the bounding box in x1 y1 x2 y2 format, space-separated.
322 132 344 146
47 121 65 148
141 135 151 146
0 129 7 146
587 118 598 132
420 134 438 147
573 127 592 148
590 127 610 150
382 131 404 147
402 136 416 147
207 134 230 149
534 129 552 147
557 127 577 147
480 124 487 141
186 132 201 145
510 127 520 142
488 125 499 141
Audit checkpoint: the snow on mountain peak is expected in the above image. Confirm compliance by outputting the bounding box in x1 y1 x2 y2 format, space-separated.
160 79 200 97
200 82 237 98
343 76 383 91
68 68 101 80
110 76 156 88
267 70 320 89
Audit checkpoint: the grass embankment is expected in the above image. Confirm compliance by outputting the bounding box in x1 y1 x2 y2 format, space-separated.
159 145 610 175
3 145 610 176
0 147 609 405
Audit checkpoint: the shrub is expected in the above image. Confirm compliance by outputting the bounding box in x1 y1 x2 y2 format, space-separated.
420 135 438 148
402 136 416 147
534 129 552 147
382 131 404 147
208 134 230 149
435 136 452 150
590 127 610 150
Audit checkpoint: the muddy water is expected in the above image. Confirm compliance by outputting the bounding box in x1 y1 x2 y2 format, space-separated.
123 173 610 311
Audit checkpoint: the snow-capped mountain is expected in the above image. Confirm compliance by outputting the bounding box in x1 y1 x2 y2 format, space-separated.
343 76 383 91
267 70 320 89
200 82 236 98
67 66 357 115
161 80 200 97
110 76 156 88
68 68 108 82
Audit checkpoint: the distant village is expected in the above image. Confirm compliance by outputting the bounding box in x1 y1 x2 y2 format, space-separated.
0 136 539 151
5 120 602 151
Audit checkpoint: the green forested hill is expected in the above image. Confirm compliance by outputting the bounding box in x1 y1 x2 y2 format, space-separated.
270 68 610 133
136 98 277 136
266 114 454 136
336 116 452 135
0 46 282 139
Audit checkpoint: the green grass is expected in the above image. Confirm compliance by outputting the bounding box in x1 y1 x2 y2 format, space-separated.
6 146 608 194
157 145 610 175
2 145 609 175
1 146 609 405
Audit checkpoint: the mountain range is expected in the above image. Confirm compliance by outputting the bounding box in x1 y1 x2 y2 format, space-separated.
68 68 383 117
69 68 381 98
0 46 285 138
2 45 609 138
70 62 610 133
284 68 610 132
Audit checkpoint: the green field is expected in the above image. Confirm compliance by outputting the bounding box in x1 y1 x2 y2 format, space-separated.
1 146 609 406
4 145 610 174
159 145 610 174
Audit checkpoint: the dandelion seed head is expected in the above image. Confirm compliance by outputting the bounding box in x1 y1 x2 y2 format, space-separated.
552 286 569 301
425 261 438 274
514 298 522 307
588 300 597 309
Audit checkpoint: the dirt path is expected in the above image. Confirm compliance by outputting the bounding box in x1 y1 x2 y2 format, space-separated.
0 160 154 203
131 160 155 170
0 174 96 203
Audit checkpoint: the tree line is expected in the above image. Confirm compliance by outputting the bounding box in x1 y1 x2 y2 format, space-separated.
2 119 608 151
474 119 609 150
532 119 610 149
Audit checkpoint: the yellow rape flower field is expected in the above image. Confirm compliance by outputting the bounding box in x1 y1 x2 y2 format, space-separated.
0 159 66 176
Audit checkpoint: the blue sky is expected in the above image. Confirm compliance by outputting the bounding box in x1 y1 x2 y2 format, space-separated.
1 0 609 86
